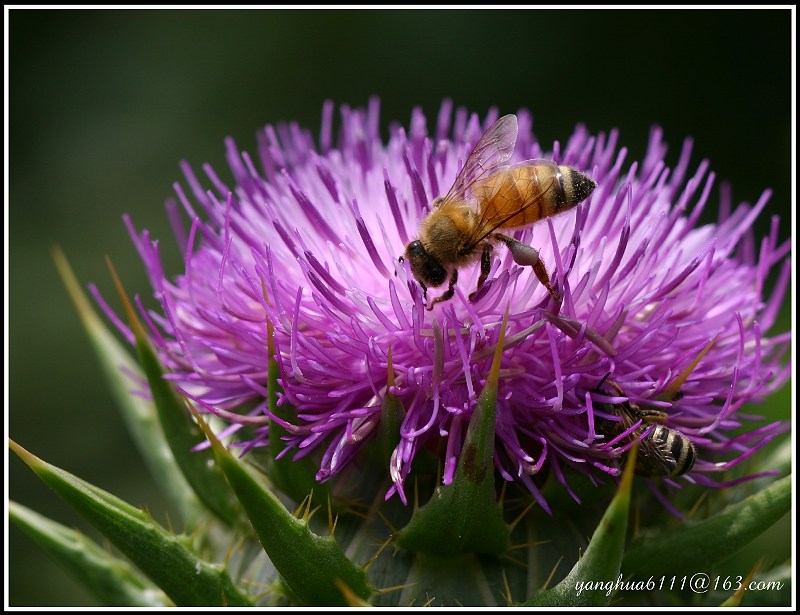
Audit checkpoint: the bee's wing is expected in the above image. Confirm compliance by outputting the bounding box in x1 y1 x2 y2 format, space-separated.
629 414 676 476
461 159 556 250
636 426 672 465
438 114 518 207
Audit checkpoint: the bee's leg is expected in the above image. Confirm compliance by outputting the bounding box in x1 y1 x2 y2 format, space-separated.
427 269 458 310
469 244 493 301
493 233 560 302
419 280 428 302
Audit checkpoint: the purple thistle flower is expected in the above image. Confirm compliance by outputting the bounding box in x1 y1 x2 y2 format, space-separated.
104 98 791 510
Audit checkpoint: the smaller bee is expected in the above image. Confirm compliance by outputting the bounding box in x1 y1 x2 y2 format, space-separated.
594 379 696 478
403 113 596 309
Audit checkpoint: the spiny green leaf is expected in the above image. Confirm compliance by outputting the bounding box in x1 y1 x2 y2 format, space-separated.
106 257 244 529
398 553 499 607
191 409 375 606
9 440 251 607
622 474 791 578
10 501 168 607
53 247 200 524
396 310 511 556
522 442 637 606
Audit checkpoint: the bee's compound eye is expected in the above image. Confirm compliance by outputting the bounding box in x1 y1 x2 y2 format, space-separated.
405 241 447 287
405 240 424 259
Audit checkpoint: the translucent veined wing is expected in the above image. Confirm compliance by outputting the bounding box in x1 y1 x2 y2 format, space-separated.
437 114 519 207
614 404 674 475
635 426 677 475
461 159 557 251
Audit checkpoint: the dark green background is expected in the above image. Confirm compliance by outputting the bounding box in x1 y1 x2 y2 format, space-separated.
8 9 792 606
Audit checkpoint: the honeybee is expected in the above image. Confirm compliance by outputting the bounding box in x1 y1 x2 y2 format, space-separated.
403 113 597 309
594 379 697 478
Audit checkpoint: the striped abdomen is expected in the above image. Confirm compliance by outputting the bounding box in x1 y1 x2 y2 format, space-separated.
636 424 697 478
471 161 596 230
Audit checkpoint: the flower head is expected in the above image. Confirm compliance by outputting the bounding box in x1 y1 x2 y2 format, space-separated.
105 99 790 510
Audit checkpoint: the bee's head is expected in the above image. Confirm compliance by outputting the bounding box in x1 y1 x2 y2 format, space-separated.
404 240 447 287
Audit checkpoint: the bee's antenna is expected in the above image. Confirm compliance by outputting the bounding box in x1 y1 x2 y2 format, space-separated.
594 371 612 391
